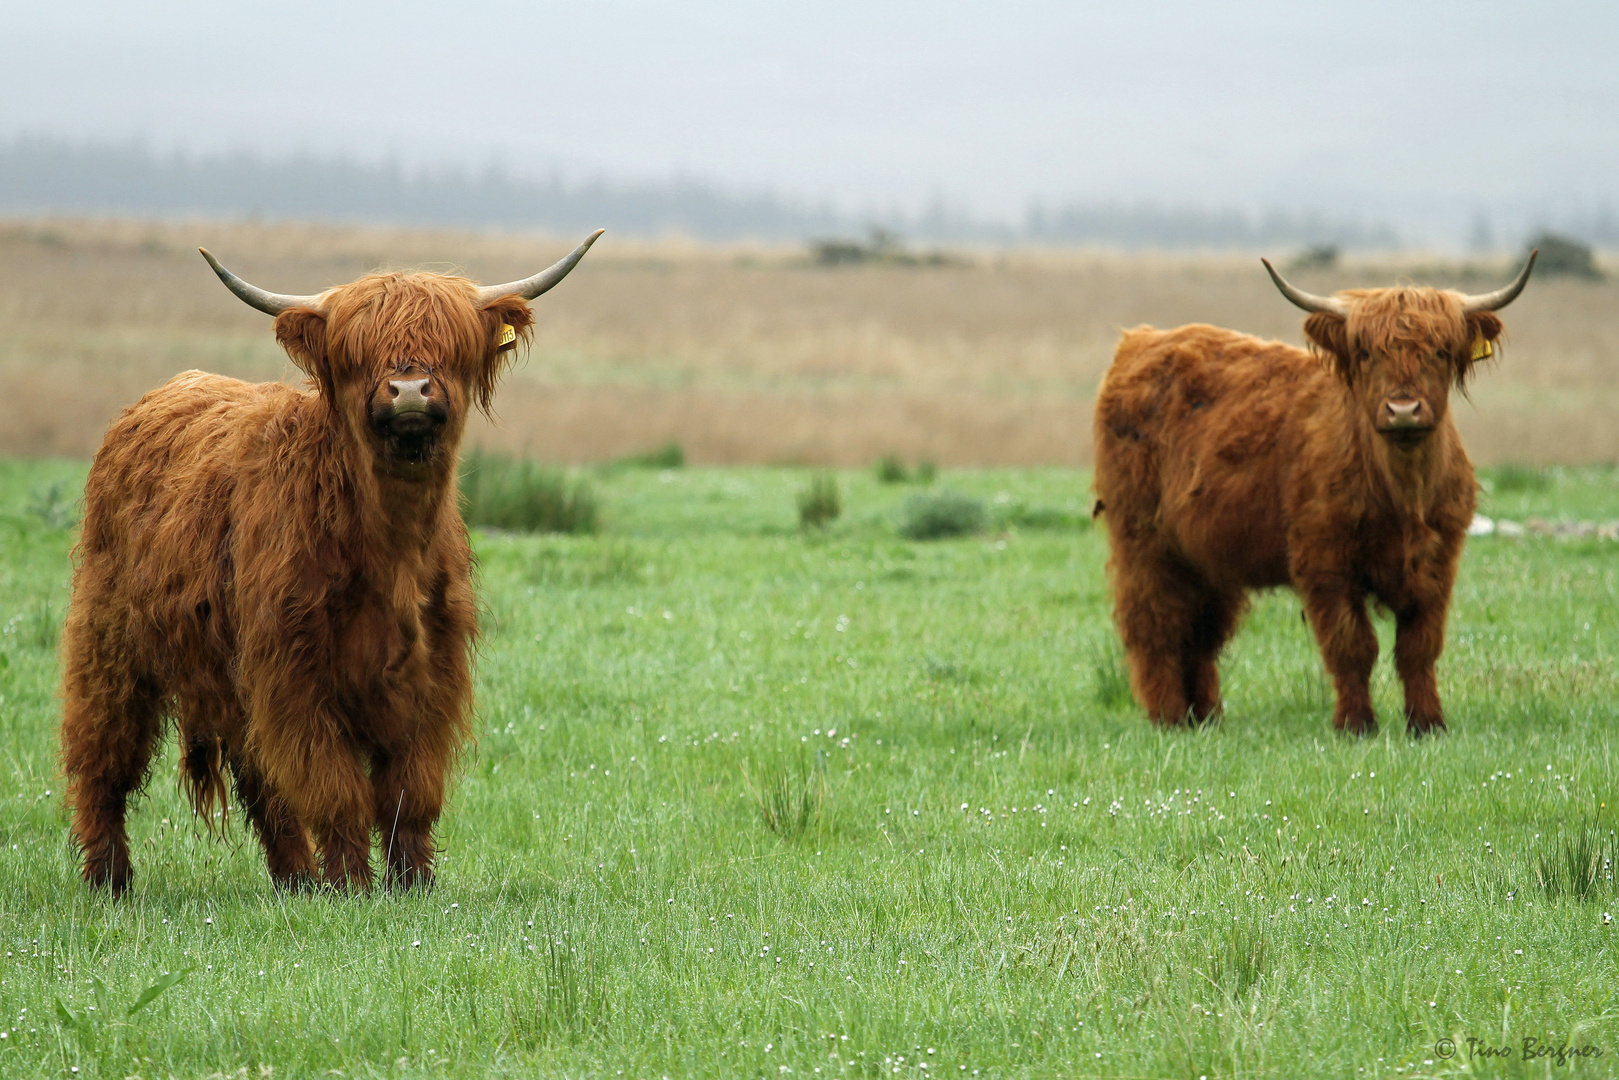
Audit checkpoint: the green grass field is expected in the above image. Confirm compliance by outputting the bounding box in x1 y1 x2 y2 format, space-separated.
0 458 1617 1078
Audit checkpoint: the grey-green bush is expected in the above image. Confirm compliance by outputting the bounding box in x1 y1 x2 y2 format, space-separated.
613 441 685 470
874 455 909 484
897 489 987 539
796 472 842 530
460 450 598 534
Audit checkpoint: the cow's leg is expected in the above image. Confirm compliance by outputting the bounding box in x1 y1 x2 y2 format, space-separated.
255 710 374 892
1183 589 1245 723
1112 548 1201 725
371 741 449 892
228 752 316 887
310 784 374 893
308 750 375 892
1300 584 1379 735
376 576 474 891
60 621 164 895
1395 603 1448 737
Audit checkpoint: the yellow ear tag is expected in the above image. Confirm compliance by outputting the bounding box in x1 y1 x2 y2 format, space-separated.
497 323 517 352
1470 332 1493 362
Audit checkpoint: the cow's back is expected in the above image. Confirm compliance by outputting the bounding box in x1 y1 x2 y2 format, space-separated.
74 372 310 680
1094 324 1330 588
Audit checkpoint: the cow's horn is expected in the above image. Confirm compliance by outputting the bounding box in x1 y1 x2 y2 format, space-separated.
476 229 605 304
199 249 324 316
1260 258 1350 317
1459 250 1537 314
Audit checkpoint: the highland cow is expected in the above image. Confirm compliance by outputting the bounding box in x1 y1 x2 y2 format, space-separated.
59 230 603 893
1093 253 1536 735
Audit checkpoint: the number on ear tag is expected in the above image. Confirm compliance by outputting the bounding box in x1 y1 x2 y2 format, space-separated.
497 323 517 352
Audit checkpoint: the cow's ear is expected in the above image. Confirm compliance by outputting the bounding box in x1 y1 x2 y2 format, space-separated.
1303 312 1353 381
274 308 333 397
1461 311 1504 385
474 296 535 415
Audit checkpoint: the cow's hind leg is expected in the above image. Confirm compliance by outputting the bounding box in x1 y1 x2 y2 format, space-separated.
1183 589 1245 724
228 753 316 888
1112 547 1205 725
60 629 165 895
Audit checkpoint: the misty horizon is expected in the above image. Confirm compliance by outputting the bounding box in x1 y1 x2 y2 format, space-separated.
3 2 1617 248
0 136 1443 250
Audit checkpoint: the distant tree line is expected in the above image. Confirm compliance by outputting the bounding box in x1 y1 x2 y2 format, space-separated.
1022 202 1399 250
0 136 844 241
16 135 1601 252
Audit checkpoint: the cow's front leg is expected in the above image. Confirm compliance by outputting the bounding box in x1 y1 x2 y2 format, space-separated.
1300 582 1379 735
311 785 375 893
257 711 374 892
228 752 317 888
371 739 451 891
1394 602 1449 737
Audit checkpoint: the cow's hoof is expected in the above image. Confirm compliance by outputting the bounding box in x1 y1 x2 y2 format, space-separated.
83 857 132 897
1147 709 1194 729
317 861 374 895
270 869 317 893
1408 716 1448 739
1334 714 1379 738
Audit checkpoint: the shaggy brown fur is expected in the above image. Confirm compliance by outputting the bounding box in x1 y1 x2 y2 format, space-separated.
60 268 543 894
1094 286 1510 736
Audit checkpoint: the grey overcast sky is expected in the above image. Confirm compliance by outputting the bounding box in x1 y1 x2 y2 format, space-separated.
2 0 1616 241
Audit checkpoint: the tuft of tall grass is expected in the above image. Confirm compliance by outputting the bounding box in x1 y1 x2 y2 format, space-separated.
507 934 606 1047
875 456 937 485
924 655 971 684
896 489 987 540
460 450 598 534
1092 639 1133 709
740 751 829 840
3 601 60 651
1535 826 1618 901
796 472 842 530
612 441 685 470
524 540 646 587
1486 464 1553 493
998 502 1089 531
26 481 77 531
1208 919 1269 1000
875 455 909 484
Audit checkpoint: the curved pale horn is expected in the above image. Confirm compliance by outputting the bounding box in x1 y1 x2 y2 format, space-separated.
1260 257 1349 317
1459 249 1537 313
476 229 605 304
198 249 323 316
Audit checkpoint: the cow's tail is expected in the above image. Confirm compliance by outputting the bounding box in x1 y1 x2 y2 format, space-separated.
180 732 231 836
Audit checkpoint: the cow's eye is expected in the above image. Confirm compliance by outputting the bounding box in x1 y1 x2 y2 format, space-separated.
1357 349 1370 362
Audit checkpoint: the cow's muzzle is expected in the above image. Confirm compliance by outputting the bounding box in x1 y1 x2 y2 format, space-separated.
1375 398 1434 445
371 376 449 451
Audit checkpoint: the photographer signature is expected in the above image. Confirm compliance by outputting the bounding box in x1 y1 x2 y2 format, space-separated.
1434 1036 1604 1066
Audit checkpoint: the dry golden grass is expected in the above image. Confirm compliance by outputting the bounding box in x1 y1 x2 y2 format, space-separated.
2 217 1615 464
